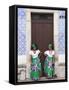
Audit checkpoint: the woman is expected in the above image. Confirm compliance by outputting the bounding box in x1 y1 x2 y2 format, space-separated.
29 43 41 80
44 44 55 78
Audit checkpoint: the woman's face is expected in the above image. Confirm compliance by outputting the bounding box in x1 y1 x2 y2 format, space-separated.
48 46 52 50
33 47 36 51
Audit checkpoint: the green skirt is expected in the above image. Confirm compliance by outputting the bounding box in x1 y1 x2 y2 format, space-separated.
44 56 55 78
31 57 41 80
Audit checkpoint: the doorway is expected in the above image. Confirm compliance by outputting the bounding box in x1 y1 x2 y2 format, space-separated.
31 13 54 76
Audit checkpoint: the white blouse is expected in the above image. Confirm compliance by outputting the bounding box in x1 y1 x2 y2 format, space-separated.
44 50 55 57
29 50 40 58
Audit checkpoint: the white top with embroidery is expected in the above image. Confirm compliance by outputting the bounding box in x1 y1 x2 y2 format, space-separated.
44 50 55 57
29 50 40 58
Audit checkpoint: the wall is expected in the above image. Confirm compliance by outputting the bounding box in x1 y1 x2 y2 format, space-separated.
18 8 65 79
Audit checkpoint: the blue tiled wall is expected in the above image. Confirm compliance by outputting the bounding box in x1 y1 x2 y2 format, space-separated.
18 8 26 55
58 11 65 54
18 8 65 55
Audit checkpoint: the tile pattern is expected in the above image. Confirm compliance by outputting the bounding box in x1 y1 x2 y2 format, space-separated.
58 11 65 54
18 8 65 55
18 8 26 55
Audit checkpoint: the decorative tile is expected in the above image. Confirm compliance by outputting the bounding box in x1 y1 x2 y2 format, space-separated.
18 8 26 55
18 8 65 55
58 11 65 54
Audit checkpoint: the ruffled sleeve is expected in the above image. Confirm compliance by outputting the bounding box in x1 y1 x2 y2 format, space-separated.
44 51 48 55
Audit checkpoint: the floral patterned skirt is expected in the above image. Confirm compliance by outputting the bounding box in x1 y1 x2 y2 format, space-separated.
31 57 41 80
44 56 55 78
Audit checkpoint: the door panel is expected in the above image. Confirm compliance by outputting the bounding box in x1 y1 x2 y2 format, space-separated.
31 13 54 76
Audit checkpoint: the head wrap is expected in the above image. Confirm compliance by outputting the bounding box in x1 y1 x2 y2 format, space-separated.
32 43 37 49
48 44 52 49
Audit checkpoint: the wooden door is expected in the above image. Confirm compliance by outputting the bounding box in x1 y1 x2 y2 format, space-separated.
31 13 54 76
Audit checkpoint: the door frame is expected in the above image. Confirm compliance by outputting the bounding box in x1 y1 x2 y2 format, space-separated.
24 9 65 78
